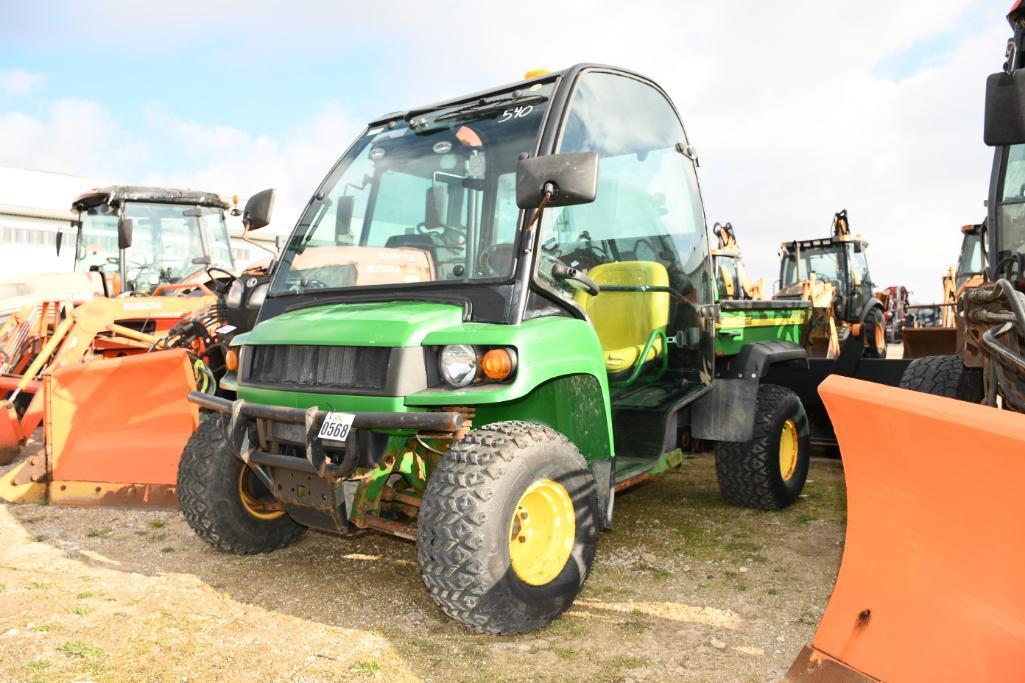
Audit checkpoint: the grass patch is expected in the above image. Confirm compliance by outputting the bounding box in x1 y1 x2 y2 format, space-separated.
31 624 56 632
147 519 166 529
86 527 112 538
767 588 778 596
409 639 431 648
796 513 816 524
71 605 94 616
350 659 381 676
554 647 579 660
606 655 650 670
25 659 52 672
77 591 94 599
160 546 175 554
26 581 53 591
58 639 103 658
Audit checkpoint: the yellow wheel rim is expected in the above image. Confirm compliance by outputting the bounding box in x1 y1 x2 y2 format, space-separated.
238 467 285 521
508 479 576 586
779 419 799 482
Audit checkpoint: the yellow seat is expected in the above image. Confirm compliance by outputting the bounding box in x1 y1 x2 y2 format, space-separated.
574 261 670 375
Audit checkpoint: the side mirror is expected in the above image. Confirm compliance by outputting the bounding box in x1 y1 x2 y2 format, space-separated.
55 231 63 256
985 70 1025 146
243 188 276 231
335 195 354 242
424 185 448 229
516 151 599 209
118 217 133 250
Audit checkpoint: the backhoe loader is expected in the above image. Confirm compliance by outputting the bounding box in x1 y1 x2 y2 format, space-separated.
173 65 908 635
0 186 264 506
787 4 1025 680
776 211 888 359
901 222 986 359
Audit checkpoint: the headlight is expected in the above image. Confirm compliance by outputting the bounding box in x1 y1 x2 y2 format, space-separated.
225 279 244 308
246 282 269 309
439 344 478 387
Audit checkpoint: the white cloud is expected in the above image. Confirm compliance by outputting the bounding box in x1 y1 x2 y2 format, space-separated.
0 68 42 96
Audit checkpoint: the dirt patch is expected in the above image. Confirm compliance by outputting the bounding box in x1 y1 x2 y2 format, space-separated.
0 454 845 682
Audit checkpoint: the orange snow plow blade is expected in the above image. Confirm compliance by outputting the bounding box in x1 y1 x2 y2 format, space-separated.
0 349 198 507
787 376 1025 682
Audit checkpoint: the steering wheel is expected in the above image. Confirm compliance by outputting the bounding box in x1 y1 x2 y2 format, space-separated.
416 222 466 250
477 243 515 277
204 266 237 295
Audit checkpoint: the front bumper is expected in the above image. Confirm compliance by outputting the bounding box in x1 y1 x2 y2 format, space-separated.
188 391 464 480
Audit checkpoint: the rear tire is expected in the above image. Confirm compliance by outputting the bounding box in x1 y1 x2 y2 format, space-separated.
714 384 811 510
865 308 887 358
177 416 305 554
417 421 599 634
899 354 983 403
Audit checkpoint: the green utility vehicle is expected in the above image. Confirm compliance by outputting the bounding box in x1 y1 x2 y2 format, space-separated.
179 65 819 635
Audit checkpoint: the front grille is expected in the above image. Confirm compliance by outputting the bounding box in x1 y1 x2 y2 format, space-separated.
241 345 391 392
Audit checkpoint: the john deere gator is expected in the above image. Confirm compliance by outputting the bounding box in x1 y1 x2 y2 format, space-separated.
179 65 821 634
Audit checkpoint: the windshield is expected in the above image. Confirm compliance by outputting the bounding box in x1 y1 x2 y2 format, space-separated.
270 82 555 296
997 143 1025 279
781 246 844 286
76 201 233 294
956 231 983 285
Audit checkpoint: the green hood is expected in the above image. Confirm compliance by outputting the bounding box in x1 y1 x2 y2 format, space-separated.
244 300 464 347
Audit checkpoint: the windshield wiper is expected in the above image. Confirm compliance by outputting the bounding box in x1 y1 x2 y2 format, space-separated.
425 94 548 125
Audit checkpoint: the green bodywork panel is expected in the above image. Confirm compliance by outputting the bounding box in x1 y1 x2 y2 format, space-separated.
236 301 615 460
714 304 810 357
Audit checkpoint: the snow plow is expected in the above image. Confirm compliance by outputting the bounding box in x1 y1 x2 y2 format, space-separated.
0 185 268 507
786 375 1025 682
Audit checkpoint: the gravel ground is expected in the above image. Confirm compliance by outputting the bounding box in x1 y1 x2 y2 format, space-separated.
0 453 846 682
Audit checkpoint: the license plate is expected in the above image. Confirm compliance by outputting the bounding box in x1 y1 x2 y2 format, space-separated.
317 412 356 443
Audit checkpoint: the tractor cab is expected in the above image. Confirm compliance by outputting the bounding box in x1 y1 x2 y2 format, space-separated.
778 215 875 324
70 186 236 295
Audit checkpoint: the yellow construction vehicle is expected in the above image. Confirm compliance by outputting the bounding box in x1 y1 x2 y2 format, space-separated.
902 222 986 358
776 210 887 359
711 222 765 300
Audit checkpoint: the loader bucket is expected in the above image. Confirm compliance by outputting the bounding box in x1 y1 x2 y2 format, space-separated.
899 326 956 359
44 349 198 507
787 376 1025 682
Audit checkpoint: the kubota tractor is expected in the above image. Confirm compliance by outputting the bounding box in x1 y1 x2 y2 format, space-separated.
0 186 268 506
173 65 912 635
776 210 888 359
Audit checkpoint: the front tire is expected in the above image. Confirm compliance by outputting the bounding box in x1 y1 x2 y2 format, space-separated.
714 384 811 510
177 417 305 554
417 421 599 634
899 354 983 403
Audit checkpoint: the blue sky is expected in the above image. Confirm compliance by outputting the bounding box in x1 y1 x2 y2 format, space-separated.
0 0 1013 299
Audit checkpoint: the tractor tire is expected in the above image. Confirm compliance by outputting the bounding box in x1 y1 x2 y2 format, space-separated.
177 416 305 555
714 384 811 510
899 354 984 403
417 420 599 635
865 308 887 358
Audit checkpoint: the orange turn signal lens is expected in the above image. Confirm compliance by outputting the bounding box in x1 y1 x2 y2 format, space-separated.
225 349 239 371
481 348 515 381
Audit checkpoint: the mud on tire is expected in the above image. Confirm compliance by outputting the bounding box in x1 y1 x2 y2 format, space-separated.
714 384 811 510
416 420 599 635
899 354 984 403
177 416 305 554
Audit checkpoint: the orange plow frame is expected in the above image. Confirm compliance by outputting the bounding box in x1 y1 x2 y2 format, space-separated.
787 376 1025 682
0 349 198 507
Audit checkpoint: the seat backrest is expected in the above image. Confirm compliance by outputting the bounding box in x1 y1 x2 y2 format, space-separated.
384 234 438 267
575 261 670 352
